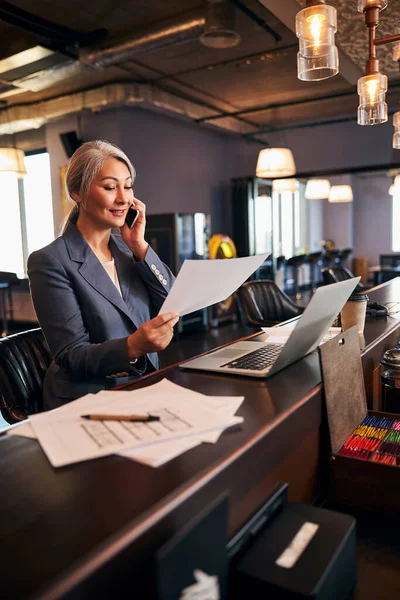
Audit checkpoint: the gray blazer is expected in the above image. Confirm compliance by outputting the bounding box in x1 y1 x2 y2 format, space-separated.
28 223 174 410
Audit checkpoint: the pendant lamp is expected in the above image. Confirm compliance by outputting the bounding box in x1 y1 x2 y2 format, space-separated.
328 185 353 203
0 102 27 178
272 178 299 193
0 147 27 178
256 148 296 178
305 179 331 199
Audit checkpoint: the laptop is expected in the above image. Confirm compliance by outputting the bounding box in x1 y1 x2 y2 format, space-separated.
179 278 360 378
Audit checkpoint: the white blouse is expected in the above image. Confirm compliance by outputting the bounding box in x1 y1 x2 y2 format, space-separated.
102 259 122 295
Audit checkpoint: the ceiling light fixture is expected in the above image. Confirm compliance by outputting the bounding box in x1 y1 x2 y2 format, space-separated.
200 0 241 49
296 0 339 81
328 185 353 203
296 1 400 139
272 178 299 193
256 148 296 178
305 178 331 199
388 173 400 194
0 147 27 178
0 102 26 178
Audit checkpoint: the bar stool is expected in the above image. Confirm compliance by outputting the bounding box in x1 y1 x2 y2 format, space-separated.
324 249 340 268
338 248 353 268
285 254 306 300
306 251 323 290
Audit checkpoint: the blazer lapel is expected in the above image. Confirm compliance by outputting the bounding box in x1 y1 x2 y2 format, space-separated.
63 224 135 323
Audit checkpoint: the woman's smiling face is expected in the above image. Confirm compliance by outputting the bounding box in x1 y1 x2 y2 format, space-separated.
78 158 134 229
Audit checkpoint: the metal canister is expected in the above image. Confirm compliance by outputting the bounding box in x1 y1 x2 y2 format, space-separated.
380 342 400 413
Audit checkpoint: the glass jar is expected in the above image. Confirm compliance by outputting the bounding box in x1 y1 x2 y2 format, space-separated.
380 343 400 413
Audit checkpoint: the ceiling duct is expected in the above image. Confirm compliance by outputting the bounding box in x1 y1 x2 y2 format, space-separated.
200 0 241 49
0 82 259 136
79 12 206 70
0 11 207 97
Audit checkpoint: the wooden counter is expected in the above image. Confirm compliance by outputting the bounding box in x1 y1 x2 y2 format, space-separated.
0 280 399 599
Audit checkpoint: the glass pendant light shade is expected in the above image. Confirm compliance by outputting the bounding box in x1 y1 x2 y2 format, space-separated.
305 179 331 199
0 147 27 178
296 3 339 81
357 72 388 125
328 185 353 203
272 178 299 193
256 148 296 178
357 0 387 13
393 111 400 149
393 42 400 62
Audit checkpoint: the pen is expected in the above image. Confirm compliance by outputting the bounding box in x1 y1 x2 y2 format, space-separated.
80 414 160 422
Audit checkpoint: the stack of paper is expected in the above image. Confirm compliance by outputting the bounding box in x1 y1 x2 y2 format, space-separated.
7 379 244 469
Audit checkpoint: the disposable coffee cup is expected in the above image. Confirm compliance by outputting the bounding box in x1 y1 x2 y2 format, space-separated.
340 293 368 334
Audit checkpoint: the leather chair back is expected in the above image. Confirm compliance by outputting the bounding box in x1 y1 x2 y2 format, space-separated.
321 267 365 294
0 328 52 424
236 280 304 327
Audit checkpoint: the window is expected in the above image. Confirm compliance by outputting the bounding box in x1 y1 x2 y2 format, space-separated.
392 186 400 251
0 152 54 277
272 183 306 258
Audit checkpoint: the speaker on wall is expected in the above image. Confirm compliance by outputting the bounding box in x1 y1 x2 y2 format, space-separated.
60 131 82 158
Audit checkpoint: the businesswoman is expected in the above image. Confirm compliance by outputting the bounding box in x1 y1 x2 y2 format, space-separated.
28 140 178 410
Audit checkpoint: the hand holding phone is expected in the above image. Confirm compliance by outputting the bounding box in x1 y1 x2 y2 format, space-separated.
125 205 139 228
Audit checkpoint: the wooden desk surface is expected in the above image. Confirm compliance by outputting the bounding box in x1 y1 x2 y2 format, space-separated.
1 280 400 599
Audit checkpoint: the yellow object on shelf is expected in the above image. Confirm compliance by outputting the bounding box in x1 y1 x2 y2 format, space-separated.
208 234 238 325
209 234 237 260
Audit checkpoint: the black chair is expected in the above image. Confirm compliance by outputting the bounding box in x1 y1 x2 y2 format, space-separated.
0 328 52 424
0 271 20 336
236 280 304 328
321 267 366 294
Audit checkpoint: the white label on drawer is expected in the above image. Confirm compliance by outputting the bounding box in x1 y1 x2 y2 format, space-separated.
179 569 219 600
275 521 319 569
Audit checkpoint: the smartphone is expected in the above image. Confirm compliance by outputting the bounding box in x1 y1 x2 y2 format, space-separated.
125 206 139 228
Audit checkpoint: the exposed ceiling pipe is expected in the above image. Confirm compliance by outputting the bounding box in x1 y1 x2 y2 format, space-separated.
0 82 260 136
80 12 206 70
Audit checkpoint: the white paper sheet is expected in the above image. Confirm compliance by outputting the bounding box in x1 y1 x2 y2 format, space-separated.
6 421 36 439
119 395 244 467
29 385 244 468
159 253 269 316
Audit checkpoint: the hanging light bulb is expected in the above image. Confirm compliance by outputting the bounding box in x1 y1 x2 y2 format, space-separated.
305 179 331 199
256 148 296 178
272 178 299 193
296 1 339 81
328 185 353 203
357 72 388 125
393 41 400 63
393 111 400 149
357 0 387 13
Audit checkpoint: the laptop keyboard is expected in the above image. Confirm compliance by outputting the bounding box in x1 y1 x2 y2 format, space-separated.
220 343 285 371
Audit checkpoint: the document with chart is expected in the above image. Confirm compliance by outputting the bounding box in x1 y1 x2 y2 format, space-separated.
28 385 243 468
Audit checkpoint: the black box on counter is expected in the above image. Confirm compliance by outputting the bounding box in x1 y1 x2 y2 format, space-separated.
320 326 400 513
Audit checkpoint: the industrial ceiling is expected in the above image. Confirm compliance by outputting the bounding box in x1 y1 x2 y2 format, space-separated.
0 0 399 141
